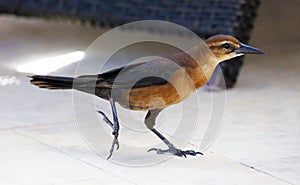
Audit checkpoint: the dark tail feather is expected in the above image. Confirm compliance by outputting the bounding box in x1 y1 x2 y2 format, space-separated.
29 75 74 90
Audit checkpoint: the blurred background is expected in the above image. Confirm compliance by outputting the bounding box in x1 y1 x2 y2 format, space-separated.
0 0 299 185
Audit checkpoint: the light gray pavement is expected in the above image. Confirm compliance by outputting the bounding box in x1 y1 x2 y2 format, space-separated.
0 1 299 184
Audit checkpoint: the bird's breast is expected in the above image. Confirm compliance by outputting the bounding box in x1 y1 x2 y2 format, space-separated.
125 66 210 110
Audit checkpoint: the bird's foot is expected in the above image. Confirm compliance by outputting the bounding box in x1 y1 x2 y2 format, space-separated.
148 147 203 158
106 124 120 159
97 110 120 159
107 134 119 159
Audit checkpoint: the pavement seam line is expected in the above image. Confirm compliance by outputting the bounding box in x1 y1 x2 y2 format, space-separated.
212 151 294 185
238 161 294 185
12 130 138 185
10 126 294 185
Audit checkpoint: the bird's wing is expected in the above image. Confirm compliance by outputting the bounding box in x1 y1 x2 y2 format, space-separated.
76 53 193 89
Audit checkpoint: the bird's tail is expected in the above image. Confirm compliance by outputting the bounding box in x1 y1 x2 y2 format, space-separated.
29 75 74 90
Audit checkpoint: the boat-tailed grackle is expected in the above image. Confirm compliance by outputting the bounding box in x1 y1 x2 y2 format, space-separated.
30 35 264 159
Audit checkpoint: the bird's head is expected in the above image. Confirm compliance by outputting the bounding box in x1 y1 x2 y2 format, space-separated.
205 35 265 62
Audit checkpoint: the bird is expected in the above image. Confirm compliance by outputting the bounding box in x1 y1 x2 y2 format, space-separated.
29 34 265 159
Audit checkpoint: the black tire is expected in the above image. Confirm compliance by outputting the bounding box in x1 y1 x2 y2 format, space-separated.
0 0 260 88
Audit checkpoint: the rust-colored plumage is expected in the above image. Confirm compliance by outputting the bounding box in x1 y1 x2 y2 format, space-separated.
29 35 264 159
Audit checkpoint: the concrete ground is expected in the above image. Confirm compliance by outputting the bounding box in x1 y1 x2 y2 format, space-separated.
0 1 299 184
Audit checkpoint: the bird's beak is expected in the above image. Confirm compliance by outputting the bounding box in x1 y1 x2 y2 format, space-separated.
235 43 265 55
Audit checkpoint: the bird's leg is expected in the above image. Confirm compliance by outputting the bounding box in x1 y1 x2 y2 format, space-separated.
107 98 120 159
148 128 203 157
145 109 203 157
97 98 120 159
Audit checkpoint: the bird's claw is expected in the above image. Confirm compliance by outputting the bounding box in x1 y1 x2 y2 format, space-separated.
97 110 113 127
148 147 203 157
107 135 119 159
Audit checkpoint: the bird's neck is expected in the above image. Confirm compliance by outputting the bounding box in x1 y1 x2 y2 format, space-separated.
187 44 219 86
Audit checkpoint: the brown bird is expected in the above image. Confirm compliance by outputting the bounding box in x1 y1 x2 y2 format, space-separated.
29 35 264 159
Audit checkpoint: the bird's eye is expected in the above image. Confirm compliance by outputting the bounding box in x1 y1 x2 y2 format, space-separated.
222 43 231 50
